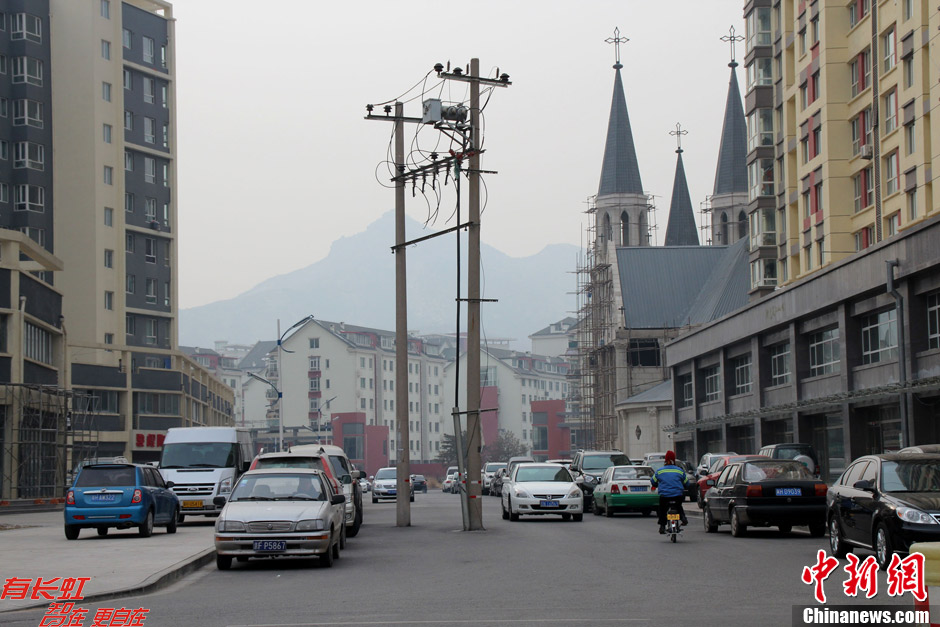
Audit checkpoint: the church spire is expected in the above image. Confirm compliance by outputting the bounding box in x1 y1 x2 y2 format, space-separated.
713 27 747 195
597 28 644 197
664 124 700 246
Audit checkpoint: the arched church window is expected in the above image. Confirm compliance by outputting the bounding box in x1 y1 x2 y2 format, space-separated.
603 213 612 242
738 211 747 240
620 211 629 246
719 213 729 244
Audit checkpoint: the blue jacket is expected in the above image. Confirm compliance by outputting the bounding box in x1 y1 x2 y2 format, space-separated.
651 464 688 498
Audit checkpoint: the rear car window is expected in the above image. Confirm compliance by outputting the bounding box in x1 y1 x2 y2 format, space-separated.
773 446 814 461
256 457 325 471
76 466 136 487
582 454 631 471
742 461 812 482
613 467 652 480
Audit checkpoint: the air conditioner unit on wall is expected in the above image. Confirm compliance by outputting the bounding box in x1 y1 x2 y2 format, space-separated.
860 145 874 160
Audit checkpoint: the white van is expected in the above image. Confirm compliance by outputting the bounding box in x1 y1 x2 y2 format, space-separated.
159 427 252 521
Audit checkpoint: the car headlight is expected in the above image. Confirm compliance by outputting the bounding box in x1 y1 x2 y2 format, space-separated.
217 519 245 532
567 489 583 499
897 506 938 525
296 519 325 531
219 477 233 494
514 487 531 498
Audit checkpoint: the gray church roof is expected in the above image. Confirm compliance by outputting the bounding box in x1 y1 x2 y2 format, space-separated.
617 379 673 407
615 242 749 329
713 64 747 195
663 151 700 246
597 67 644 196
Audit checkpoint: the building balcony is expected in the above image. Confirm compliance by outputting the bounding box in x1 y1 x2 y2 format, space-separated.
308 369 321 378
308 411 321 421
308 391 322 399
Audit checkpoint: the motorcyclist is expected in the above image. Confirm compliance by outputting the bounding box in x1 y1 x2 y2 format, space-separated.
650 450 689 534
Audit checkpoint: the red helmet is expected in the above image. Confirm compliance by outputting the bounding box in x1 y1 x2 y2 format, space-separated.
665 450 676 464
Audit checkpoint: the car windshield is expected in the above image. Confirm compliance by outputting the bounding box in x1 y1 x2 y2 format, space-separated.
160 443 236 469
582 454 630 471
881 460 940 492
256 457 325 472
515 466 572 482
485 463 506 472
375 468 397 480
742 461 812 482
612 467 653 480
230 473 326 501
75 466 136 487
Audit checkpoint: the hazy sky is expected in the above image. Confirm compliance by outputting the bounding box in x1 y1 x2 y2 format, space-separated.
173 1 746 309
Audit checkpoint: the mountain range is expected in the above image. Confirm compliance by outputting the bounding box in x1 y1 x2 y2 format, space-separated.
179 211 580 349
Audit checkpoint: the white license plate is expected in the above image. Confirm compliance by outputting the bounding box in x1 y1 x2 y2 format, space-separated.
253 540 286 552
540 500 559 508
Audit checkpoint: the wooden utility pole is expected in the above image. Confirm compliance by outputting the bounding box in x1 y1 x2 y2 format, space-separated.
466 58 483 530
394 101 411 527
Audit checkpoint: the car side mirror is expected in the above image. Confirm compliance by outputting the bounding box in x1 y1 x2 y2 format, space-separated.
165 481 175 489
853 479 874 491
352 470 363 480
213 496 227 506
369 475 374 481
341 474 352 485
575 476 584 484
241 461 251 473
705 479 716 486
332 494 346 505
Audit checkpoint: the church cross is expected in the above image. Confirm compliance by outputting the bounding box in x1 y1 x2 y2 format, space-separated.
670 123 688 153
720 25 745 66
605 27 629 68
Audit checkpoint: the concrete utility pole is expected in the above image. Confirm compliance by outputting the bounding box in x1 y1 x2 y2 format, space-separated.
466 58 483 530
394 101 411 527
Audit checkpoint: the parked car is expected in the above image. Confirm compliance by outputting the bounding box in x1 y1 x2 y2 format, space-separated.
592 465 657 517
569 450 632 511
213 468 345 570
412 474 428 493
696 452 738 478
291 444 364 538
358 477 370 493
250 451 342 497
757 443 821 478
696 455 769 508
827 453 940 570
372 466 414 503
490 468 508 497
501 463 584 522
65 463 179 539
442 474 456 493
702 459 827 537
899 444 940 454
482 462 507 495
643 452 667 464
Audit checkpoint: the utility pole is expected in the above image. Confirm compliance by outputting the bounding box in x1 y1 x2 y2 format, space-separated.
394 101 411 527
466 58 483 530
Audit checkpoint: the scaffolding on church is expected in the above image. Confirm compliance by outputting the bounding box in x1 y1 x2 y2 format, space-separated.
0 384 99 500
700 196 714 246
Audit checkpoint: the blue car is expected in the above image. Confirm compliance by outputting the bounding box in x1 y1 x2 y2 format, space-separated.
65 463 180 539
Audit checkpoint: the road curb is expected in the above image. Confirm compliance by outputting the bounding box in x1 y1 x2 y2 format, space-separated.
0 548 216 614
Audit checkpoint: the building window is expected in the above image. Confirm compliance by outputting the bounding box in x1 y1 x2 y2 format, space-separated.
628 338 660 367
702 366 721 402
861 309 898 364
145 319 157 345
163 282 170 307
746 57 773 91
748 158 774 201
104 206 113 226
884 90 898 134
143 36 154 64
126 232 134 252
143 78 154 104
104 291 113 310
101 40 110 60
732 354 752 395
885 151 899 196
750 258 778 288
309 338 319 349
126 273 135 294
145 238 156 263
883 28 896 72
904 57 914 89
102 81 111 102
145 278 157 304
144 117 155 144
104 333 114 345
124 151 133 171
12 57 42 86
126 315 135 335
904 0 914 20
125 192 134 213
678 374 693 408
122 28 132 49
123 69 132 90
908 188 918 221
928 293 940 350
145 197 156 221
809 328 840 377
850 51 869 97
746 7 771 52
162 163 169 187
747 108 773 151
769 343 791 386
13 99 42 128
905 123 915 156
24 322 52 365
101 0 110 18
855 225 874 251
811 16 820 45
103 166 113 185
885 212 900 236
144 157 155 183
104 249 113 268
849 0 870 26
12 14 41 43
103 123 112 144
853 167 873 212
124 110 133 130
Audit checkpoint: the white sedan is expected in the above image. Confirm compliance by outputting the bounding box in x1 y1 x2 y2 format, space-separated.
501 463 584 521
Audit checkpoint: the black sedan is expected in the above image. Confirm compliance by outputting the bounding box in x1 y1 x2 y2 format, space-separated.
411 474 428 493
827 453 940 570
703 459 827 537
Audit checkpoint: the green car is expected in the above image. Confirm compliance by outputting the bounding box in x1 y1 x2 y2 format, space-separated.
592 465 658 517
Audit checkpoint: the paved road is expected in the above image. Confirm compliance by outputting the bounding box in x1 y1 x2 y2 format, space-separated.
2 491 914 627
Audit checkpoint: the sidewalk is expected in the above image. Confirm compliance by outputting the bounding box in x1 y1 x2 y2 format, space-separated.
0 510 215 613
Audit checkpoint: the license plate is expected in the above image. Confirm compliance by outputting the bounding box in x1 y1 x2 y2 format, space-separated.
667 513 680 521
630 486 645 492
388 490 396 495
539 500 559 508
775 488 801 497
182 500 203 509
89 494 116 503
252 540 286 552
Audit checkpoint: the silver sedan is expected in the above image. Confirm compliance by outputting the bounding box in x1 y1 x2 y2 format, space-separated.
213 468 345 570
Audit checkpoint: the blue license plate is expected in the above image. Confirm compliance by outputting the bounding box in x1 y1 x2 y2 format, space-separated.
775 487 801 496
388 490 396 495
253 540 286 552
630 486 645 492
89 494 117 503
540 500 559 508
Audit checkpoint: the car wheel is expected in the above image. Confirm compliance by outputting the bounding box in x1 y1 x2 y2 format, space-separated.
501 498 509 520
509 498 519 522
730 508 747 537
177 514 185 524
604 499 614 518
97 527 108 537
809 523 826 538
829 516 850 558
321 532 335 568
593 500 602 516
167 508 178 534
410 494 414 503
875 523 894 571
138 510 154 538
216 554 232 570
64 525 80 540
778 524 792 534
348 507 362 538
332 535 341 559
573 514 583 522
561 513 571 521
704 505 718 533
697 490 705 510
339 524 346 550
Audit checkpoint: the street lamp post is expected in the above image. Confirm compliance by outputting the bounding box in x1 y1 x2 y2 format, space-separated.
315 396 337 443
274 315 315 452
247 371 280 449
